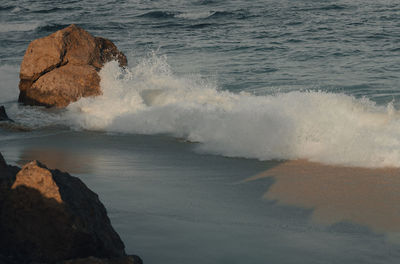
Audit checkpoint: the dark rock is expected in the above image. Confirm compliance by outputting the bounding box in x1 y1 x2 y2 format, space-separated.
18 24 127 108
0 154 130 264
0 254 17 264
0 154 19 264
0 106 13 122
61 255 143 264
0 152 10 177
0 152 17 191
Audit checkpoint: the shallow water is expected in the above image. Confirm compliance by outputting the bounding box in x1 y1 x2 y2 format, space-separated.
1 0 400 263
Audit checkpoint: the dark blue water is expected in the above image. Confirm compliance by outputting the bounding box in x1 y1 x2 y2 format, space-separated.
1 1 400 263
1 0 400 102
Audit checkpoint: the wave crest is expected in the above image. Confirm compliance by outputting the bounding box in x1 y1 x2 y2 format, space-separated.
64 55 400 168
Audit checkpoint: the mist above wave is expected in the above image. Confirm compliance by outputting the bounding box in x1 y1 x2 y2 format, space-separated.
64 55 400 168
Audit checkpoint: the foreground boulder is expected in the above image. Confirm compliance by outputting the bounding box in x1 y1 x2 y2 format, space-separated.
18 24 127 108
0 153 141 264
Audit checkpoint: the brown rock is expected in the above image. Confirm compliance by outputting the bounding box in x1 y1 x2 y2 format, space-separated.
94 37 128 69
25 65 100 108
19 30 65 81
12 161 63 202
0 159 126 263
19 24 127 107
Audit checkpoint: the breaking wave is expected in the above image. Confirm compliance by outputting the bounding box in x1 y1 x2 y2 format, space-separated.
0 22 40 33
138 10 254 21
64 55 400 168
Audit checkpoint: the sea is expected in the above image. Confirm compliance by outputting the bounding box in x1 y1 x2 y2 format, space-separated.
1 0 400 263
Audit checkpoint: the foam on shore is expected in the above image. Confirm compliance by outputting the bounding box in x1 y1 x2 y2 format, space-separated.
65 56 400 168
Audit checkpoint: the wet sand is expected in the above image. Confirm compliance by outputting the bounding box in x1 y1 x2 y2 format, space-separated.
247 160 400 239
2 129 400 263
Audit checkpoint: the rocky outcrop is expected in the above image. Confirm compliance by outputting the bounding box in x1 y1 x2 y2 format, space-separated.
18 24 127 108
0 152 10 177
62 256 143 264
0 153 142 264
0 106 13 122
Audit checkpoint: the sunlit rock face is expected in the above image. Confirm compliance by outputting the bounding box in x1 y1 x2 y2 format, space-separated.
18 24 127 108
0 153 134 264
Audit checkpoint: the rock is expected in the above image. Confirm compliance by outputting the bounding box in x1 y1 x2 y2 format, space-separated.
0 156 130 263
0 254 17 264
61 255 143 264
0 152 19 193
0 152 14 186
18 24 127 108
0 152 10 177
0 106 14 122
0 153 11 201
26 64 101 107
0 154 19 264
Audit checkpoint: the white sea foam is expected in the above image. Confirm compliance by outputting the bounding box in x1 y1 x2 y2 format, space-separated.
0 22 39 33
175 11 214 20
11 6 22 13
65 55 400 168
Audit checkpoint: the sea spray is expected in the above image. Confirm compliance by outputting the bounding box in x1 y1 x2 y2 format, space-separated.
65 55 400 168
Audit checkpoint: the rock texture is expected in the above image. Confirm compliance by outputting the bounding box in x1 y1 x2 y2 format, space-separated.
62 256 143 264
0 106 13 122
0 153 141 264
0 152 14 187
18 24 127 108
0 152 10 178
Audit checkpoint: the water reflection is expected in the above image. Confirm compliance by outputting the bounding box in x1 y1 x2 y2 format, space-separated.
247 160 400 235
18 148 94 174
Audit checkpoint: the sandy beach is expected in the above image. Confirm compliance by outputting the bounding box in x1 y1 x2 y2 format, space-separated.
247 160 400 240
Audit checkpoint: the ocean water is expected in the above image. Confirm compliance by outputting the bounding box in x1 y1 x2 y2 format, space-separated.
1 0 400 263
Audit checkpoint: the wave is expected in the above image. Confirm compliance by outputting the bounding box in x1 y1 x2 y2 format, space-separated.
64 55 400 168
195 0 219 5
175 10 251 21
35 23 71 34
138 11 176 19
296 4 347 12
187 23 215 29
0 5 14 11
138 9 254 21
0 22 40 33
319 4 346 11
175 11 215 20
30 7 77 14
0 22 69 34
208 10 253 20
11 6 25 13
